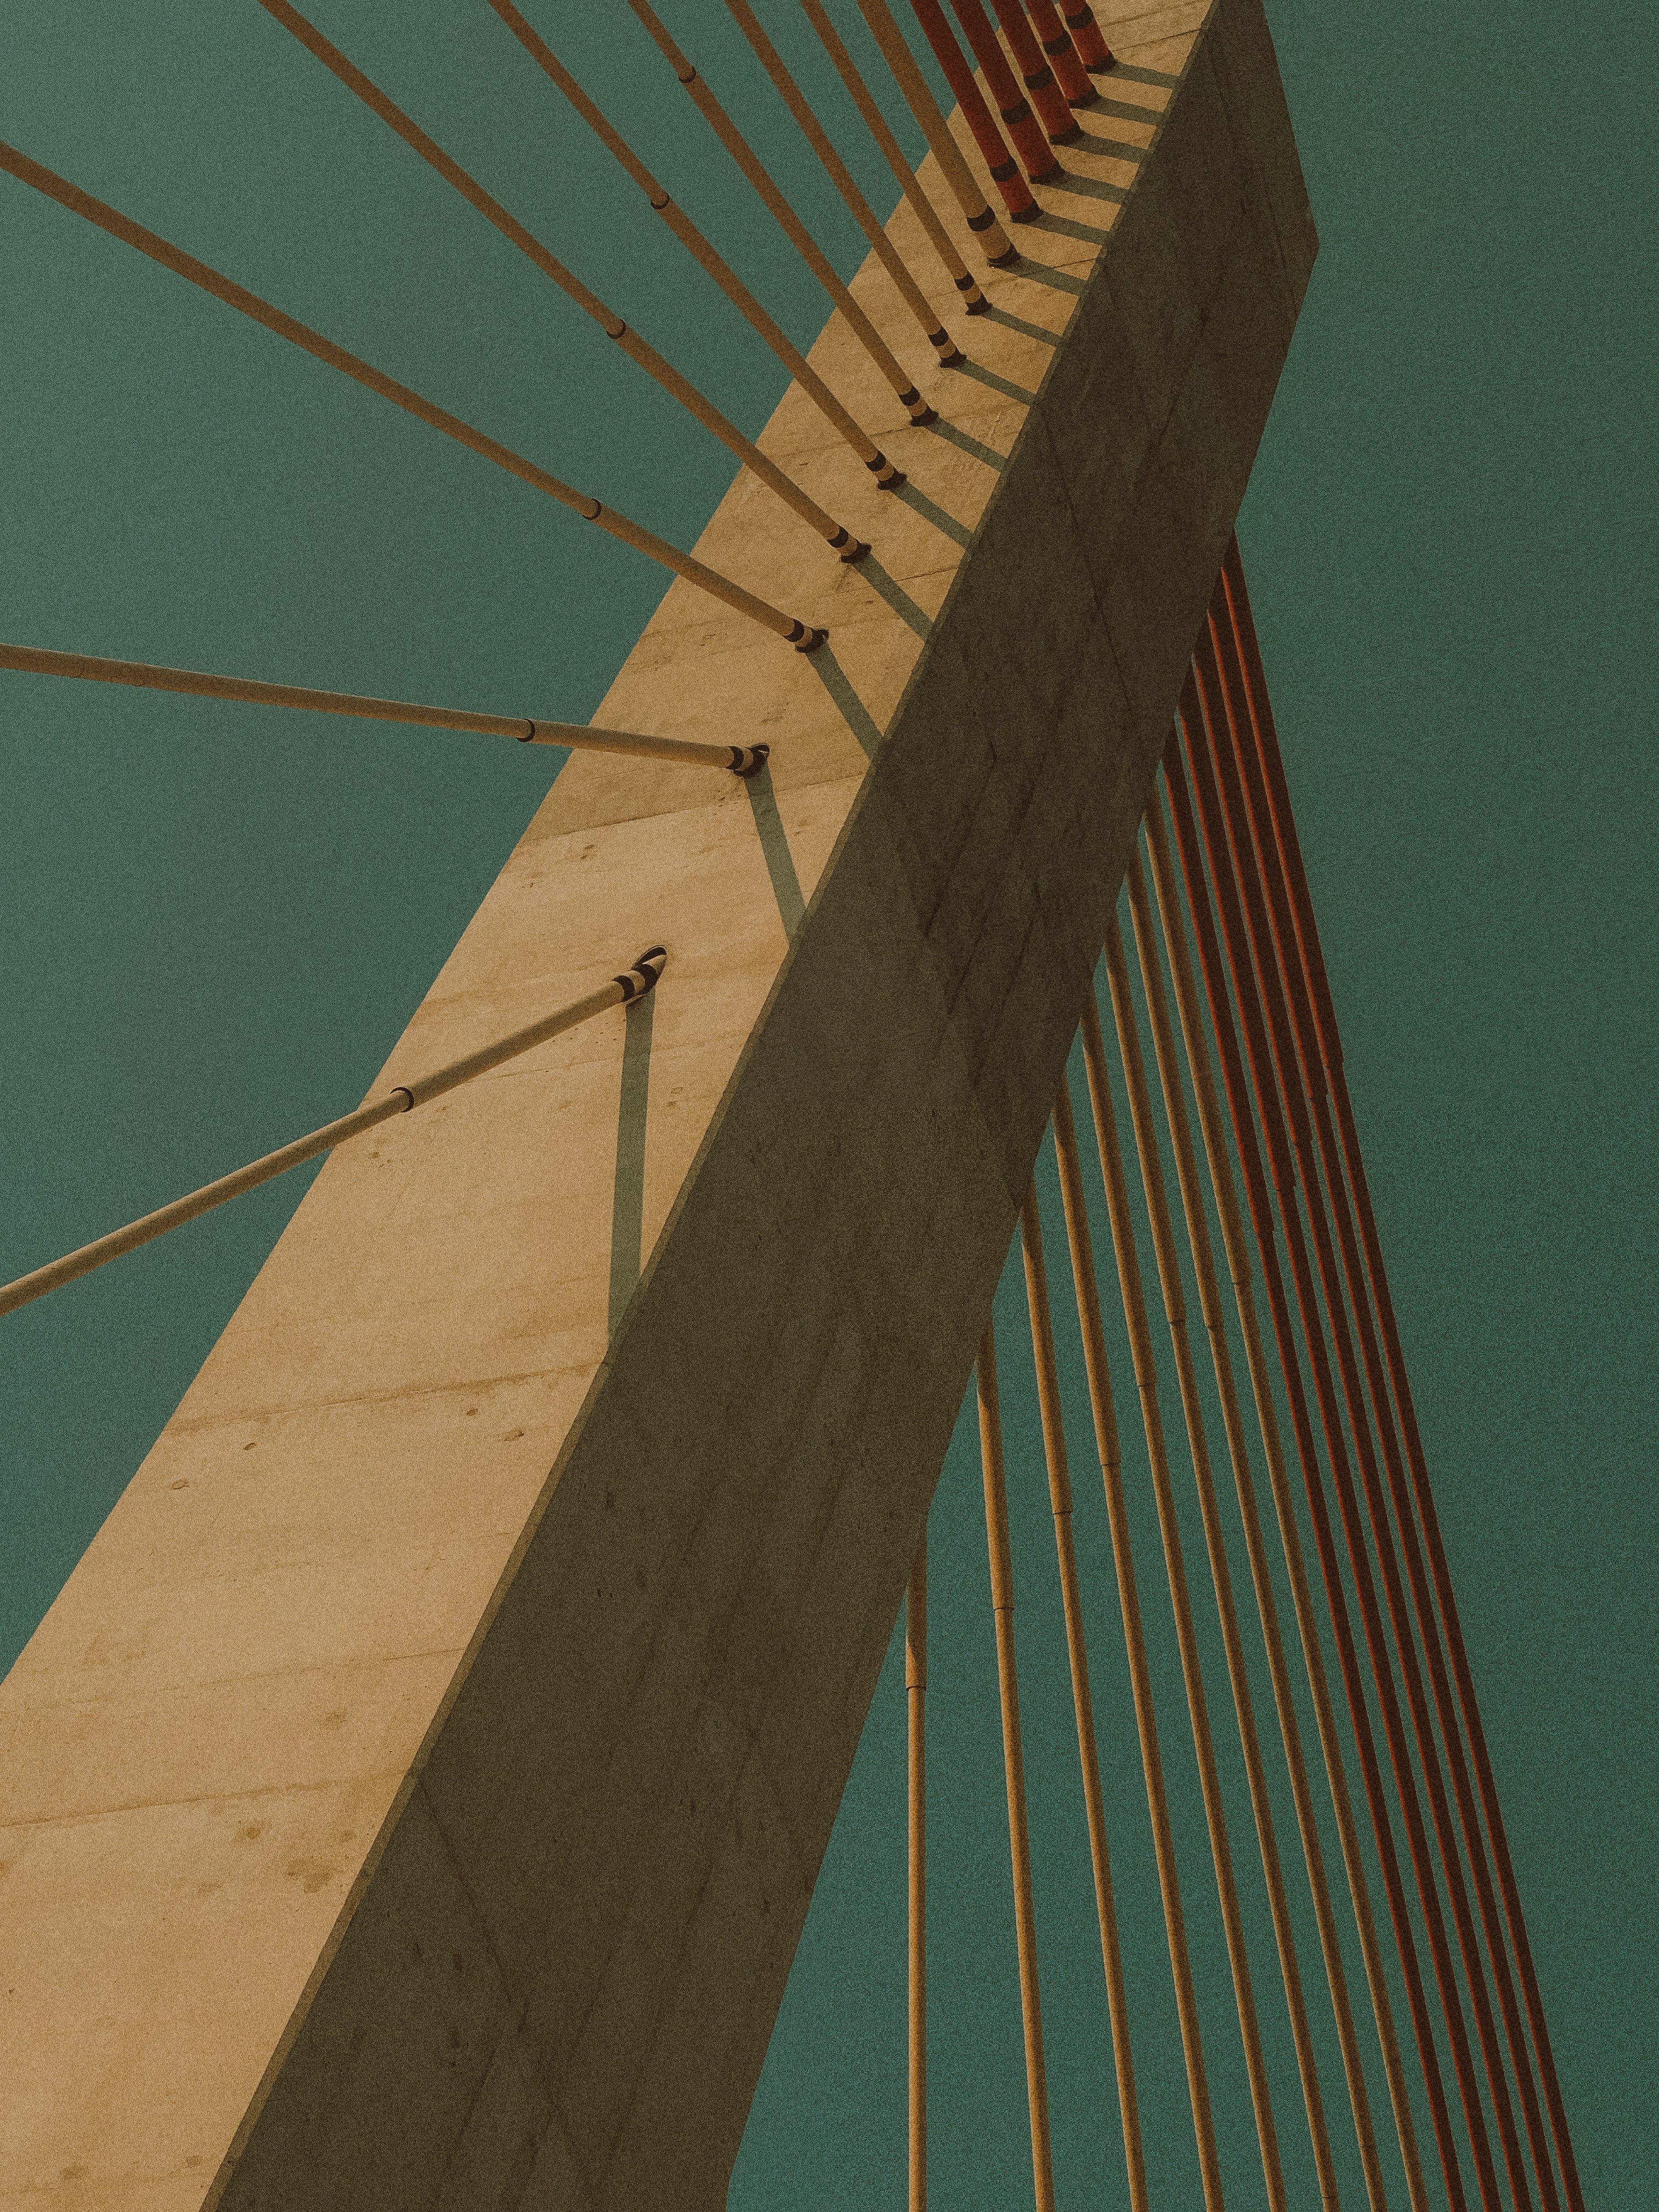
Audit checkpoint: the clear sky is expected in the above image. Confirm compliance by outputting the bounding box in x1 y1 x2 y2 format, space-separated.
2 1 1652 2203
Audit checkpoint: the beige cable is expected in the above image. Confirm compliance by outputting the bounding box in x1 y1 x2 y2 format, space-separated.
849 0 1017 263
261 0 867 560
486 0 904 486
725 0 964 358
626 0 939 424
976 1322 1057 2212
1081 979 1287 2212
1104 900 1338 2205
907 1538 928 2212
1050 1074 1225 2212
1127 847 1392 2206
0 952 668 1319
1143 798 1428 2212
1019 1179 1148 2212
0 141 826 652
796 0 989 310
0 643 770 775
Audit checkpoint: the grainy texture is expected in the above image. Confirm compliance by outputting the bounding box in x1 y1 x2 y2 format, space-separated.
0 2 1312 2204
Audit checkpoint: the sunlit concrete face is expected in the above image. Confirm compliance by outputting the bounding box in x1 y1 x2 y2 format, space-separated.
0 2 1312 2204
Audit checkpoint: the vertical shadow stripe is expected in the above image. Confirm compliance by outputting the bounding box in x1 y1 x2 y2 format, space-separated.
855 553 934 636
923 417 1009 471
808 645 882 759
893 481 973 551
746 765 807 936
608 989 654 1335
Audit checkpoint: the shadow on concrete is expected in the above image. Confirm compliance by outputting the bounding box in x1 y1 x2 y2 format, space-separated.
608 988 653 1335
893 481 972 551
1088 94 1170 126
808 645 884 759
1052 168 1128 205
951 358 1038 404
922 417 1008 471
743 763 806 938
978 303 1059 347
853 556 933 639
1028 210 1110 251
1107 62 1180 91
1070 127 1149 160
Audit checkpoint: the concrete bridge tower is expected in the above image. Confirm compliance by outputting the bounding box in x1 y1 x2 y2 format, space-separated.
0 5 1583 2209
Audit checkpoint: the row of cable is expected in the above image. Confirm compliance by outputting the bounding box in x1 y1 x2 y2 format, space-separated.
0 0 1126 1316
3 0 1127 665
896 545 1583 2212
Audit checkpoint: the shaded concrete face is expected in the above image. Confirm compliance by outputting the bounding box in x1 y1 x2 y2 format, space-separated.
0 2 1312 2205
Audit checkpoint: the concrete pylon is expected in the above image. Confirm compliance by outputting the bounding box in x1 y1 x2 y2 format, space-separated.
0 2 1314 2203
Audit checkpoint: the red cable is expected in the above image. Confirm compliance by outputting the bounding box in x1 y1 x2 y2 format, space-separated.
1058 0 1115 71
1167 691 1478 2212
904 0 1042 214
943 0 1062 177
1019 0 1095 108
1220 540 1581 2212
1189 623 1510 2212
980 0 1079 138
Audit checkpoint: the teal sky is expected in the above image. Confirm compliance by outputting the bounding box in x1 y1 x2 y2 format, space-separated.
2 2 1651 2204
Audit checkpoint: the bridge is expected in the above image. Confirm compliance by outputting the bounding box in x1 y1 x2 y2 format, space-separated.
1 4 1584 2209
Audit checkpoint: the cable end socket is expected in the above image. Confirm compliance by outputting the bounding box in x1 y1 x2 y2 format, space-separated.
617 947 667 1001
729 743 770 779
